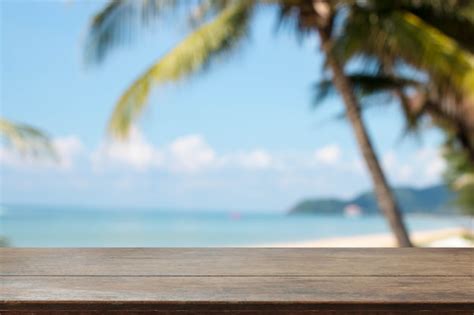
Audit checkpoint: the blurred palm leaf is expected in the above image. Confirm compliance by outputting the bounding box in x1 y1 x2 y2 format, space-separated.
87 0 474 144
314 73 428 131
85 0 182 63
408 0 474 53
334 6 474 99
443 133 474 214
314 74 421 104
0 118 55 158
107 0 254 138
85 0 237 64
329 0 474 157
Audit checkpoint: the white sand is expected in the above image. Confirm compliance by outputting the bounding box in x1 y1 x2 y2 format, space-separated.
257 227 473 247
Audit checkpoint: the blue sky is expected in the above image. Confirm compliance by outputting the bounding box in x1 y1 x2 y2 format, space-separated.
0 0 447 211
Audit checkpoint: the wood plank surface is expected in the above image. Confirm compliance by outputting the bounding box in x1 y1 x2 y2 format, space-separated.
2 275 473 303
1 248 473 314
1 248 472 276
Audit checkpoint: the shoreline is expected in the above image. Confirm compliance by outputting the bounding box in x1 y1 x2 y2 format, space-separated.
256 227 473 247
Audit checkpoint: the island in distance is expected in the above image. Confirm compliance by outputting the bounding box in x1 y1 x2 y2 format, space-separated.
288 185 458 216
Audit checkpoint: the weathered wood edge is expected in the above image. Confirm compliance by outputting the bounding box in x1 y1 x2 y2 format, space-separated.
2 249 472 313
1 301 474 312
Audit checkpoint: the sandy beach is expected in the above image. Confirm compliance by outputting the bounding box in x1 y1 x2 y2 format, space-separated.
258 227 474 247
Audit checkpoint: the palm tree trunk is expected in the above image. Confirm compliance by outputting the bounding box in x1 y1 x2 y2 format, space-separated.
317 31 413 247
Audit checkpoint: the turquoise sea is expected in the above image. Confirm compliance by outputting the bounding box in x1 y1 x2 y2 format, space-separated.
0 205 472 247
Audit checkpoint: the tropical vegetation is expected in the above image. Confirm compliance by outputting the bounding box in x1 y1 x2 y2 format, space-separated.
84 0 474 246
314 0 474 213
443 134 474 215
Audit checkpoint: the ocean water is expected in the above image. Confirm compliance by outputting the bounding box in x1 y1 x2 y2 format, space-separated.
0 205 472 247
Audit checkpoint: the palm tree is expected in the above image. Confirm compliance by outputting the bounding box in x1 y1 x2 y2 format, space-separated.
326 0 474 162
85 0 413 246
0 118 54 157
314 0 474 216
311 1 412 246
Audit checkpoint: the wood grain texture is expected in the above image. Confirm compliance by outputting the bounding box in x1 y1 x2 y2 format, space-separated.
1 248 472 276
2 276 473 303
1 248 473 314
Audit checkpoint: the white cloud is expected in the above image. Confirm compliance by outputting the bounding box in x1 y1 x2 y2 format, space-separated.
0 135 83 170
382 151 414 181
415 148 446 180
90 132 277 173
398 165 414 181
53 136 83 169
380 148 445 186
0 147 20 167
2 129 447 190
235 149 274 169
426 159 445 177
314 144 341 165
91 128 162 172
168 134 216 172
91 132 218 173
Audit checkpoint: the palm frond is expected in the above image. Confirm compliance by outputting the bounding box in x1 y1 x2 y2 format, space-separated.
313 73 428 133
313 73 420 104
108 0 254 138
334 7 474 98
85 0 182 64
0 118 55 158
85 0 238 64
406 0 474 53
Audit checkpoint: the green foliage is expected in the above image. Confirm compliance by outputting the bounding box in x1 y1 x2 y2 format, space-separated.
333 3 474 100
322 0 474 192
322 1 474 216
443 136 474 215
408 0 474 53
327 1 474 150
0 118 55 158
314 73 420 103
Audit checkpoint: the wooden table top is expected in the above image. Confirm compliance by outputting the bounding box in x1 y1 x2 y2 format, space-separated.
1 248 473 314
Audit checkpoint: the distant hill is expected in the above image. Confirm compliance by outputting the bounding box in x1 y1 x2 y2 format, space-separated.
288 185 457 215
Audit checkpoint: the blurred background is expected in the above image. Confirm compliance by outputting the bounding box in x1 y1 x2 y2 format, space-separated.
1 0 473 247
